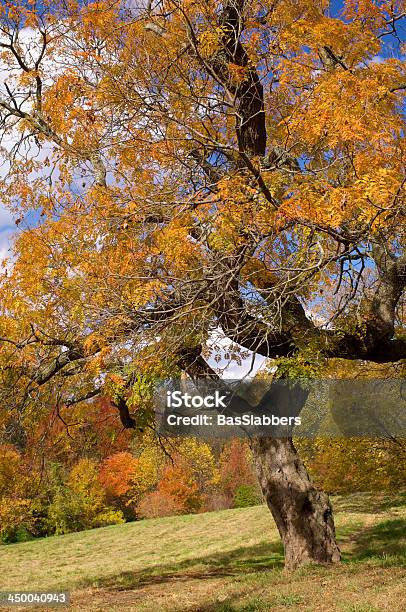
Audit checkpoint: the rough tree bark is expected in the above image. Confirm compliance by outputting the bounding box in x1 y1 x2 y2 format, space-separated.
251 438 340 569
250 436 340 570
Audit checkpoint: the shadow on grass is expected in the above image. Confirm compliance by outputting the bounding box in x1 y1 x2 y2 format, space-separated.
84 542 285 591
343 518 406 566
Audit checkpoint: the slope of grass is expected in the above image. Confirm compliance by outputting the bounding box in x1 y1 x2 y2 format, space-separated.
1 492 405 611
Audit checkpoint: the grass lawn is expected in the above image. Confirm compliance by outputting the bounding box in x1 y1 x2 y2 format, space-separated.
1 491 405 611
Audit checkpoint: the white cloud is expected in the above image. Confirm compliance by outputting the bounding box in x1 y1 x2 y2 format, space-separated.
206 327 269 379
0 206 12 227
368 55 385 65
0 226 14 265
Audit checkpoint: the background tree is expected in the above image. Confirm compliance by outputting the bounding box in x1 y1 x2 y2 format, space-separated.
0 0 404 568
218 439 259 506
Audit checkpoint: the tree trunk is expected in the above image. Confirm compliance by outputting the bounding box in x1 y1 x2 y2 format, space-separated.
250 436 341 570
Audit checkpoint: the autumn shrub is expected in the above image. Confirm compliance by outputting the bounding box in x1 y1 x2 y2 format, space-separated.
99 448 159 519
233 484 262 508
159 458 203 513
202 492 231 512
99 452 139 498
0 445 36 543
175 438 219 492
218 440 259 504
136 439 220 517
46 460 124 535
0 499 34 543
137 490 183 519
99 451 139 519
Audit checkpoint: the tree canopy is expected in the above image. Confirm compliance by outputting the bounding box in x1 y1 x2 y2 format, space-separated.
0 0 404 433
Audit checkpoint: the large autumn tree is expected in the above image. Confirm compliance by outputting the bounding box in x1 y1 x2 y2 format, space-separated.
0 0 405 568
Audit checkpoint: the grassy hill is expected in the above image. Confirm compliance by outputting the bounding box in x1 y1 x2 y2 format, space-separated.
1 492 405 611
